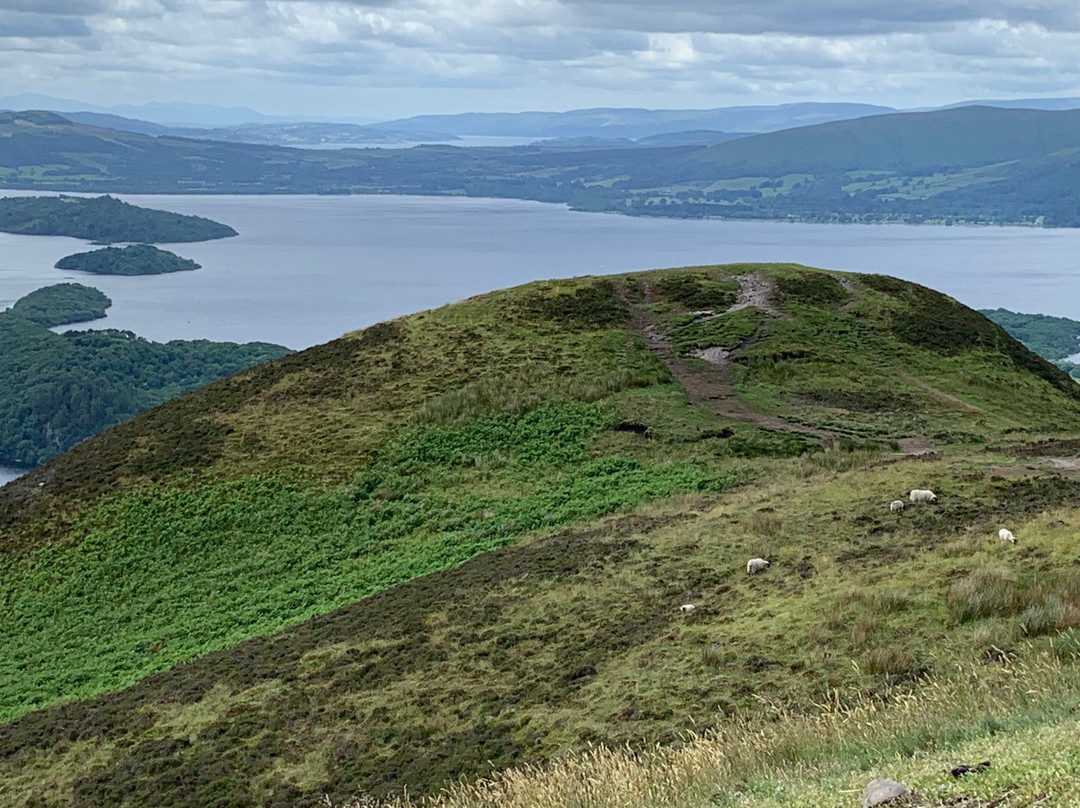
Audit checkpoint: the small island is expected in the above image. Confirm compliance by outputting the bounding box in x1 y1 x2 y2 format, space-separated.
0 195 237 243
55 244 201 276
8 282 112 327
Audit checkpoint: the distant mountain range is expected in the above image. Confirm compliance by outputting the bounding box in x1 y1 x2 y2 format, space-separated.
0 94 377 128
4 93 1080 148
3 105 1080 226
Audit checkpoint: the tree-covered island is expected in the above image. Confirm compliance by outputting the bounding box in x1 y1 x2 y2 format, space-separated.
55 244 201 275
0 194 237 243
7 282 112 327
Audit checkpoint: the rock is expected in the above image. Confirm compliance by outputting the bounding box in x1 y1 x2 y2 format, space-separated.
862 778 909 808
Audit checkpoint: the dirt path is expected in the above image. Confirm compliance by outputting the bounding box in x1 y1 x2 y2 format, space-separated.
626 278 837 446
902 374 986 413
727 274 785 317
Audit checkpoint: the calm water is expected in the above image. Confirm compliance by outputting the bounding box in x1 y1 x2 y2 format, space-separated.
3 193 1080 350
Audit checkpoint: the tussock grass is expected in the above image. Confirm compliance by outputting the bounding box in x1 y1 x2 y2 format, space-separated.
334 655 1080 808
947 569 1080 636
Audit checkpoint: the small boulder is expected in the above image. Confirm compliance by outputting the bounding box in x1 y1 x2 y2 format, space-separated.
862 778 909 808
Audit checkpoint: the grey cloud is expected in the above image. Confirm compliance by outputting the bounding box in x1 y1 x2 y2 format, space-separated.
0 0 107 12
560 0 1080 35
0 10 92 36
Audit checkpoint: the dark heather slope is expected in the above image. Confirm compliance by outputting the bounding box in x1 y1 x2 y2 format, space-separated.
4 265 1080 806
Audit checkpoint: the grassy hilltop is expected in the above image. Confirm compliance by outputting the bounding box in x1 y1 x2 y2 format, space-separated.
3 264 1080 806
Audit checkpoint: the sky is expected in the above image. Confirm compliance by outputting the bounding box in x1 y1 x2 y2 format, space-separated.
1 1 1079 120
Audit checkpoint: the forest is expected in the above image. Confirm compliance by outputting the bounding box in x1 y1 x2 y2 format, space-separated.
0 194 237 242
0 284 288 465
55 244 201 275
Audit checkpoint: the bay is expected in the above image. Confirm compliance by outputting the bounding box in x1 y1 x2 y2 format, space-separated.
3 193 1080 352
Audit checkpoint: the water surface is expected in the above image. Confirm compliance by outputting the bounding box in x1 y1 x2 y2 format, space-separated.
0 465 30 487
3 193 1079 350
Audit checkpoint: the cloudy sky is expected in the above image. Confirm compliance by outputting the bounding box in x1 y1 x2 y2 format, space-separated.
1 0 1079 119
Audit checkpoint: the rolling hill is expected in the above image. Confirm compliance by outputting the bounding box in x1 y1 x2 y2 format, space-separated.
4 107 1080 225
4 265 1080 806
675 106 1080 174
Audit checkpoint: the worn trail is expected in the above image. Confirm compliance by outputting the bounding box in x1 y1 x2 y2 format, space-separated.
624 274 837 446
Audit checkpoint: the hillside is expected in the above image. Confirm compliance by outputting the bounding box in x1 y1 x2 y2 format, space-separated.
4 265 1080 806
676 106 1080 173
3 108 1080 225
982 308 1080 377
366 102 896 139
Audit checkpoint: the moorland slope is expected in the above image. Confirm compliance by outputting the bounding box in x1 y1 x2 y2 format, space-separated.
3 265 1080 806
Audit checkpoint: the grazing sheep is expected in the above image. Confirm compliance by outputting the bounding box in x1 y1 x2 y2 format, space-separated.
890 500 905 512
680 603 696 613
909 489 937 503
998 528 1016 543
746 558 770 575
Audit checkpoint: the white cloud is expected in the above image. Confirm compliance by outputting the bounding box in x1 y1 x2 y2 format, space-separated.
1 0 1079 116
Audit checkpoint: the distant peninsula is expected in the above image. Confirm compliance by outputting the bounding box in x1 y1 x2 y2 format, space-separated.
55 244 201 275
0 195 237 243
8 282 111 327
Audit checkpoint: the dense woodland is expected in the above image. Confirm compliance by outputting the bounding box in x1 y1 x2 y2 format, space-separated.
981 308 1080 378
0 284 288 465
0 193 236 242
55 243 201 275
8 282 112 327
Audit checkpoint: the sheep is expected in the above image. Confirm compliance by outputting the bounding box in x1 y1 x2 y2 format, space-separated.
680 603 696 613
890 500 905 512
998 528 1016 543
746 558 770 574
909 489 937 503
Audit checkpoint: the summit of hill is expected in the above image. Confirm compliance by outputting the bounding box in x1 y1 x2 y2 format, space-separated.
4 265 1080 806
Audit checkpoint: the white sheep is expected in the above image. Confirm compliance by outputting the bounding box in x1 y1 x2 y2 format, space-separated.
998 528 1016 543
680 603 696 613
909 489 937 503
889 500 905 512
746 558 770 574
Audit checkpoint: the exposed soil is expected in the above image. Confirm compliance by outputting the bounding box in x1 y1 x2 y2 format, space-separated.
728 273 785 318
625 278 836 446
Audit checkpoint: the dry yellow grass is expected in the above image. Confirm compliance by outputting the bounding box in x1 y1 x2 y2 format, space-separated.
328 654 1080 808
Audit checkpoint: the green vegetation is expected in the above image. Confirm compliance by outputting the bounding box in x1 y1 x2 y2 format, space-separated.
54 243 201 275
3 108 1080 225
7 282 111 327
981 307 1080 379
0 284 289 465
4 266 1080 805
0 193 236 242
